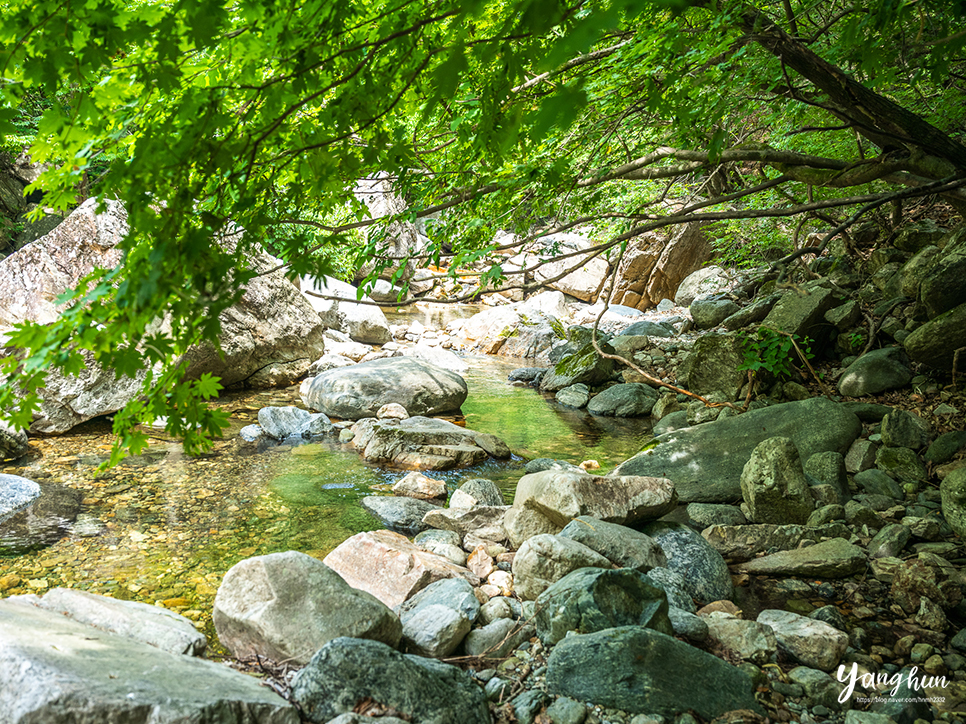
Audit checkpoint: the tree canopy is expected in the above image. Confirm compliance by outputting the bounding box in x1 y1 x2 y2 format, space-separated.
1 0 965 461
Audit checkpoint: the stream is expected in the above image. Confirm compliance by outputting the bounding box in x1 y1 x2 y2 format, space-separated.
0 350 652 657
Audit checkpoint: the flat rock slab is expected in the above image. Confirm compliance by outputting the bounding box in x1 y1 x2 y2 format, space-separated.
29 587 206 656
737 538 866 578
301 357 468 420
0 600 297 724
324 529 480 609
615 398 862 502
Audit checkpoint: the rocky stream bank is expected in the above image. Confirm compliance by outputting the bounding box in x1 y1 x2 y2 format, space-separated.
2 203 966 724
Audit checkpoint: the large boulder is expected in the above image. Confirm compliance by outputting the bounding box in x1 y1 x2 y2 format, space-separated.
361 495 440 534
510 469 677 529
761 284 841 348
460 291 569 361
640 521 734 604
531 232 610 302
301 357 467 420
352 174 427 284
534 567 673 646
0 473 40 523
323 529 480 609
511 534 613 600
27 587 206 656
674 265 732 307
904 301 966 370
920 225 966 318
740 437 815 524
300 276 391 345
838 347 913 397
546 626 763 719
539 342 617 392
676 333 746 400
352 415 510 471
176 242 328 389
213 551 402 665
0 200 328 432
587 382 659 417
0 600 298 723
614 397 862 502
940 468 966 539
558 516 667 572
291 637 490 724
0 421 28 460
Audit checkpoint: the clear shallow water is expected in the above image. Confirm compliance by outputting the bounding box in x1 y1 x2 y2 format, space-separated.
0 350 652 655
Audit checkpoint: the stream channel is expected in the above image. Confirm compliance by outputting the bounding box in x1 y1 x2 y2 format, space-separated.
0 309 653 656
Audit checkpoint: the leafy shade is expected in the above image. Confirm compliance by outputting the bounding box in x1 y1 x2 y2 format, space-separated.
1 0 965 461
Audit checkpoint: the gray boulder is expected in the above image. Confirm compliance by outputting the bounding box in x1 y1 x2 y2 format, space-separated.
534 567 673 646
511 534 612 600
449 478 504 508
353 415 510 471
302 357 467 420
300 275 391 344
0 600 297 723
676 333 746 400
556 383 590 408
838 347 913 397
940 468 966 539
290 637 490 724
640 522 733 604
539 342 616 392
740 437 814 524
702 522 851 562
703 612 778 665
674 266 733 307
757 609 848 671
587 383 658 417
463 618 534 658
510 470 677 528
558 516 666 572
0 473 40 524
27 588 205 656
615 397 861 502
904 301 966 370
762 285 840 347
546 626 763 719
361 495 440 535
213 551 402 666
690 296 739 329
621 320 673 338
880 409 930 450
257 406 332 440
0 421 28 460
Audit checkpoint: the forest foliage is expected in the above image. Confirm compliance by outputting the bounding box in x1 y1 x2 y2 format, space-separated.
1 0 965 460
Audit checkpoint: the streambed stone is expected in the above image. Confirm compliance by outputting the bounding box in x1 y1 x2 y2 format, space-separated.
546 626 763 719
213 551 401 665
324 529 480 609
511 533 612 600
641 521 733 604
0 422 28 461
356 415 509 471
701 522 851 562
361 495 440 535
558 515 666 572
757 609 848 671
291 637 490 724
